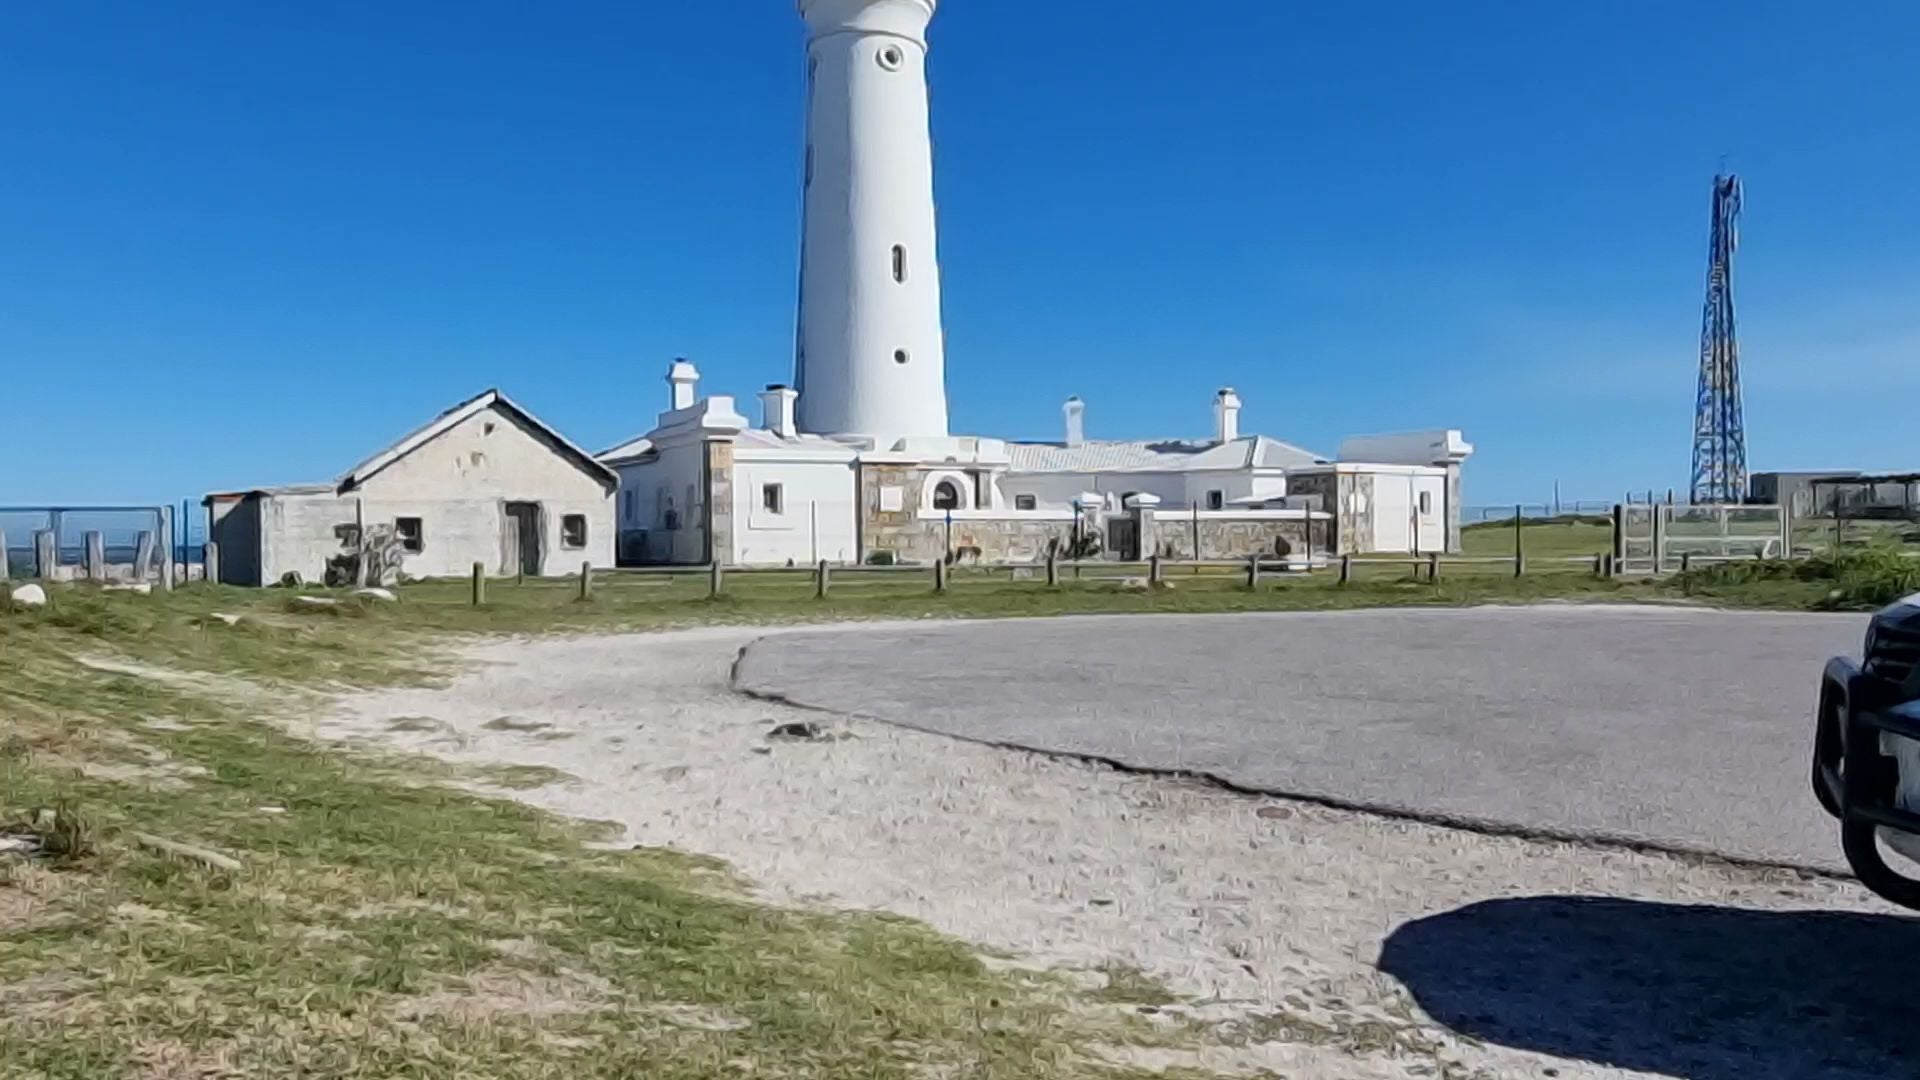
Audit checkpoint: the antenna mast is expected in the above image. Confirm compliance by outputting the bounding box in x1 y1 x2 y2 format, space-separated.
1690 174 1747 504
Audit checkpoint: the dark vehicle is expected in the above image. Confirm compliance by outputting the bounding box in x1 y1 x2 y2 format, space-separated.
1813 594 1920 908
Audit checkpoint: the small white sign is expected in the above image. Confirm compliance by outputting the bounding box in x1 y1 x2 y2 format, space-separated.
879 486 905 512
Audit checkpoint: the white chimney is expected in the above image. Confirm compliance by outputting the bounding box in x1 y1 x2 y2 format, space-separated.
1213 388 1242 444
1063 396 1086 447
667 358 700 411
760 384 800 439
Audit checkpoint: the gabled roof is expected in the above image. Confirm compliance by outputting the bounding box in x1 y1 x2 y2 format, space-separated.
337 389 619 495
1007 435 1326 474
597 435 655 465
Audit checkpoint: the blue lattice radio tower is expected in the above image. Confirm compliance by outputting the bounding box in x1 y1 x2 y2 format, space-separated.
1690 174 1747 504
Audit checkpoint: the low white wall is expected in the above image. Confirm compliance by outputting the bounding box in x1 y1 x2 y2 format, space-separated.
732 459 859 566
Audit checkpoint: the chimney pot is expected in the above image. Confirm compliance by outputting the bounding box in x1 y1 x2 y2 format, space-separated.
1063 396 1086 448
1213 388 1242 444
668 359 701 411
760 385 800 439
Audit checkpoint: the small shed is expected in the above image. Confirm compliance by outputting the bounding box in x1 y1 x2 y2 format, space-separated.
205 389 617 586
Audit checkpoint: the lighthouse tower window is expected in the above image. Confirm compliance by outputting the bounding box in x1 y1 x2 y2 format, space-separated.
891 245 907 283
878 45 905 71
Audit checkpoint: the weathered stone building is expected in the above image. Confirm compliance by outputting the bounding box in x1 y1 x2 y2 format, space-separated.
206 390 617 586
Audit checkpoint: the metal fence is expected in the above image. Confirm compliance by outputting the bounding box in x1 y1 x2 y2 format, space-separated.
0 505 176 585
1465 502 1614 522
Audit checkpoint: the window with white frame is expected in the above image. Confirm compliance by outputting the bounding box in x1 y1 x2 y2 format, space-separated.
762 483 785 515
1419 491 1433 515
1207 490 1225 510
1015 494 1037 511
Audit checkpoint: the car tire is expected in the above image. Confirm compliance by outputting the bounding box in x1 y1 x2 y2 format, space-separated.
1843 819 1920 911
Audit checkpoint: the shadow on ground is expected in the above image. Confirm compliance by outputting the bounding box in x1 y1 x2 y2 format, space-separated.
1378 896 1920 1080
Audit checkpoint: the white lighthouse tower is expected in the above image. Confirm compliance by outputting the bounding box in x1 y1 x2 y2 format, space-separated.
794 0 949 440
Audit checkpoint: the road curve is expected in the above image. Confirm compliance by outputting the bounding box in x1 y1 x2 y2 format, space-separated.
734 606 1868 870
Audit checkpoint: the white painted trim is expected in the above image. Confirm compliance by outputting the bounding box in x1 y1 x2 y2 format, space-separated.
921 469 976 511
733 445 861 465
915 509 1077 523
338 389 620 494
1146 509 1333 522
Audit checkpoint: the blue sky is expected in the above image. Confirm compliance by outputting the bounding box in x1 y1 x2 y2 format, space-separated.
3 1 1916 509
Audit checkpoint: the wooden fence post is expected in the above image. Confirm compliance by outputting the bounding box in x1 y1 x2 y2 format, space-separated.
33 530 56 581
816 560 830 599
1428 551 1441 584
133 531 156 584
1592 553 1605 579
709 561 724 598
1045 549 1059 587
84 532 105 581
578 561 593 602
1246 554 1261 589
1513 504 1525 577
934 559 948 593
204 541 221 586
0 529 9 581
354 498 370 588
1681 553 1693 595
471 562 486 606
1148 554 1162 586
1339 554 1352 585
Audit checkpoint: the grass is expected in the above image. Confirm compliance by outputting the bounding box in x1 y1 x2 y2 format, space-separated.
0 562 1875 1077
0 588 1244 1079
1462 517 1614 562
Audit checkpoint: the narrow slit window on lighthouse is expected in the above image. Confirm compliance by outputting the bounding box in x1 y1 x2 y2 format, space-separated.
891 245 907 283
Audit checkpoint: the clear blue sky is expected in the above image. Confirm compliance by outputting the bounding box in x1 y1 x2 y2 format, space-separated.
4 1 1917 509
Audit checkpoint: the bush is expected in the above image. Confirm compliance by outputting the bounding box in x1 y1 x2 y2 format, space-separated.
1816 547 1920 608
865 551 896 566
1689 546 1920 608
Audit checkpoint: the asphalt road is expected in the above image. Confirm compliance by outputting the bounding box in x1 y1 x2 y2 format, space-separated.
734 606 1869 871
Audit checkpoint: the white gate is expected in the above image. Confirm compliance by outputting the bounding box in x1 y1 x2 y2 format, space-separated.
1615 504 1788 574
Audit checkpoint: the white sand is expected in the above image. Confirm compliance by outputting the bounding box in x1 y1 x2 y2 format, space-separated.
320 626 1909 1080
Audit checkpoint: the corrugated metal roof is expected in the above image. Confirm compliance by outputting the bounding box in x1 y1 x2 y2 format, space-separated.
1007 436 1325 474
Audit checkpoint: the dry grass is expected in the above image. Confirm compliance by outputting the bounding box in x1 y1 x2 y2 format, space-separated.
0 587 1209 1079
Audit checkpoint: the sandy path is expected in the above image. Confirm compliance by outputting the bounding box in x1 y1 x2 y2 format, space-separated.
320 625 1919 1080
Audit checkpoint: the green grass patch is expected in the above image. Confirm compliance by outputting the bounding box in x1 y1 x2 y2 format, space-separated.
1462 519 1614 562
0 588 1208 1078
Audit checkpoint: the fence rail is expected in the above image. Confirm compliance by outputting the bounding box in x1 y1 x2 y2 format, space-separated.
468 546 1669 606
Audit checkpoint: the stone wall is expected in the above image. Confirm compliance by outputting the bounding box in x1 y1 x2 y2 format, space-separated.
1340 473 1377 554
1445 463 1464 554
859 462 1080 563
706 441 734 565
1147 516 1321 561
871 518 1077 565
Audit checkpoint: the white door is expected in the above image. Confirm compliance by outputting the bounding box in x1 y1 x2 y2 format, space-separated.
1413 475 1447 553
1372 480 1411 553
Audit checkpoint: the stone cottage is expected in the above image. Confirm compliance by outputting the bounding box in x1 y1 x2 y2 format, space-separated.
204 389 616 586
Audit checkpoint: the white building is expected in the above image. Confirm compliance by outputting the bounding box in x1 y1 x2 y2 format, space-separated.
207 390 617 586
604 0 1472 567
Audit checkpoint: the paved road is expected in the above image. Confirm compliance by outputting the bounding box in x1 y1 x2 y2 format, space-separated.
734 606 1869 871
